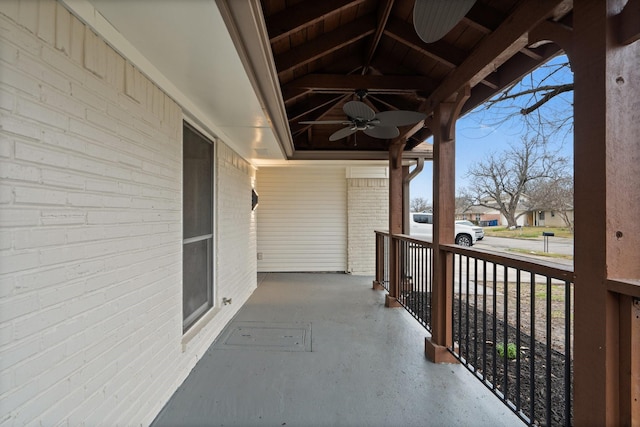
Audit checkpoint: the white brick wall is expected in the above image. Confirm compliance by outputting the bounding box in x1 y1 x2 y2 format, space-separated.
347 178 389 275
0 2 257 425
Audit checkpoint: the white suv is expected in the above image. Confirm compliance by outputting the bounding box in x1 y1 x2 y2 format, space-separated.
410 212 482 246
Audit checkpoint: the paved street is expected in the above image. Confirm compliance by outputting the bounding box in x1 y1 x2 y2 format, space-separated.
474 235 574 267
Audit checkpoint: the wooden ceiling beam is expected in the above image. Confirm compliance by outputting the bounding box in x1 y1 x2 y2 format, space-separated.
266 0 367 44
423 0 572 115
362 0 395 74
282 73 437 93
384 17 467 68
287 94 346 123
462 2 545 62
274 15 376 76
384 17 500 90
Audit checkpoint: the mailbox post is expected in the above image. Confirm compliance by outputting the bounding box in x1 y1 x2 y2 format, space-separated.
542 231 554 252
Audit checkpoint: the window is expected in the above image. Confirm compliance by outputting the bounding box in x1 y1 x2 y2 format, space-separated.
182 123 214 331
413 214 432 224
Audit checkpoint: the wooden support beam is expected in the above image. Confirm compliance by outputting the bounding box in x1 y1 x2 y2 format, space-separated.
385 140 406 308
425 88 468 364
423 0 572 115
573 0 640 424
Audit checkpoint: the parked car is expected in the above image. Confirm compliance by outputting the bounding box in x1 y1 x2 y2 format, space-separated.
455 220 484 240
410 212 481 246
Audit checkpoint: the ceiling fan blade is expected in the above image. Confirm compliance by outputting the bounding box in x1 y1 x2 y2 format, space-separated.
299 120 351 125
343 101 375 120
364 126 399 139
329 126 358 141
413 0 476 43
375 110 426 127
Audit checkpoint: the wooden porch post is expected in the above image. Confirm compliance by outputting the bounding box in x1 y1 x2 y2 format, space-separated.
386 140 405 307
573 0 640 424
425 87 469 363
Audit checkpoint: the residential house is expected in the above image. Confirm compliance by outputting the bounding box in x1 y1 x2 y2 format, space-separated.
0 1 637 425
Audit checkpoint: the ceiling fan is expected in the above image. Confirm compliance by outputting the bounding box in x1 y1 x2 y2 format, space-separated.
299 91 426 141
413 0 476 43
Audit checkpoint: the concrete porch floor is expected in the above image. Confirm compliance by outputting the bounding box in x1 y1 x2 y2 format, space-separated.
152 273 524 427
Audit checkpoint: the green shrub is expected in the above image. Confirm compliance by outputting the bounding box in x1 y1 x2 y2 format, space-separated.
496 343 518 359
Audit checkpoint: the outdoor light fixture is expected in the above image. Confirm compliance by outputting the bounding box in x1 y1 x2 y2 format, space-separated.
252 188 259 210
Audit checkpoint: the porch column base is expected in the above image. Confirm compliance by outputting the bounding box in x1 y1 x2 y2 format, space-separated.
425 337 459 364
372 280 385 290
384 295 402 307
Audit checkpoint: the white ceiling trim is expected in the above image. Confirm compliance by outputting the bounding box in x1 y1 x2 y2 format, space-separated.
62 0 286 162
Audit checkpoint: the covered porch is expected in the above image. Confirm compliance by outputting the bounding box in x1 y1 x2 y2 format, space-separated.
152 272 523 427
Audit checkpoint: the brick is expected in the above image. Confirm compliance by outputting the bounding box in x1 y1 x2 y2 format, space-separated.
40 209 85 226
70 82 107 111
86 108 117 131
0 88 16 111
40 85 84 118
15 141 68 167
0 293 38 322
0 161 40 182
67 191 102 207
38 280 84 309
41 43 86 84
16 51 70 93
69 13 84 65
16 0 37 34
0 208 40 227
14 265 68 294
0 115 41 140
0 230 11 250
41 169 85 189
14 227 66 249
41 129 85 154
14 185 67 205
0 250 39 274
0 336 40 370
0 134 13 158
54 2 71 55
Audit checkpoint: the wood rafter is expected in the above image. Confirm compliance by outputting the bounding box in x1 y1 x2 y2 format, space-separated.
282 74 436 97
266 0 367 44
362 0 395 74
275 15 376 76
384 17 500 90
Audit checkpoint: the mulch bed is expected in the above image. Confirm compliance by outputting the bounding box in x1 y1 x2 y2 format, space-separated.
402 291 573 426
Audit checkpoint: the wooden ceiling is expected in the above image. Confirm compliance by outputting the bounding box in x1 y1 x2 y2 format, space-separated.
254 0 573 157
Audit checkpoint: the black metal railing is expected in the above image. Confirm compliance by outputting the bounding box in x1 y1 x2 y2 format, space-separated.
376 233 574 426
445 245 574 426
397 236 433 331
374 231 390 292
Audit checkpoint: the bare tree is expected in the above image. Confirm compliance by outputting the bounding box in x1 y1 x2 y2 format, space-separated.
472 58 574 141
410 197 431 212
525 176 574 230
464 137 569 228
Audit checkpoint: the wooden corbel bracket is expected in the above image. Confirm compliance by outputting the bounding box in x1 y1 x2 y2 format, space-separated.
441 85 470 141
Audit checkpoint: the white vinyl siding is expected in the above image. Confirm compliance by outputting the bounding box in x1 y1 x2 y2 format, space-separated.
256 167 347 272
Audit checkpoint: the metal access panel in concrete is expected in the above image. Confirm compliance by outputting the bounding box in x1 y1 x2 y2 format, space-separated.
214 321 312 352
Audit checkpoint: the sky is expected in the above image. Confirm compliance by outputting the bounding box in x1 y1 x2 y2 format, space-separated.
409 55 574 204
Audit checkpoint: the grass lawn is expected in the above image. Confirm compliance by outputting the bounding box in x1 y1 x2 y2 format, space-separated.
483 226 573 239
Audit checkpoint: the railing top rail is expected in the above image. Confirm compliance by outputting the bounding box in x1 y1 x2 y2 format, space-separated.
374 230 389 237
440 243 575 282
392 233 434 247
